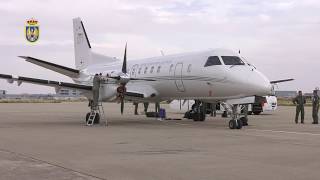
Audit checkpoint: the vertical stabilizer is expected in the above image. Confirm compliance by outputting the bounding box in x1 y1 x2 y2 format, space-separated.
73 17 92 70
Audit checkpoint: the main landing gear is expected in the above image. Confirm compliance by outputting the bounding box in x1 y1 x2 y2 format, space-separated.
184 100 206 121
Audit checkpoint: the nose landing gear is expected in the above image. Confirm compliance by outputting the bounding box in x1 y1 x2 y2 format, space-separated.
228 119 243 129
227 104 248 129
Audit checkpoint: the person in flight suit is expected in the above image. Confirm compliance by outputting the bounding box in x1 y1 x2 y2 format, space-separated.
133 102 139 115
312 90 319 124
293 91 306 124
92 73 101 110
143 102 149 114
155 102 160 113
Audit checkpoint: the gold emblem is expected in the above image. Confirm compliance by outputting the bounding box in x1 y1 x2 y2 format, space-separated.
25 18 39 43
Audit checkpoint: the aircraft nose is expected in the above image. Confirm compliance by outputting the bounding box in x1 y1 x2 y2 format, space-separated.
255 71 272 96
246 69 272 96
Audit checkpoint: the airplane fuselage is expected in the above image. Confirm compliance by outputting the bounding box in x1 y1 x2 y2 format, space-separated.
76 49 272 102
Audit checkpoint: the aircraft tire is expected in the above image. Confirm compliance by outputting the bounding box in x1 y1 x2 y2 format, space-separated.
199 112 206 121
240 117 248 126
236 119 243 129
192 113 205 121
253 111 261 115
192 114 200 121
229 120 236 129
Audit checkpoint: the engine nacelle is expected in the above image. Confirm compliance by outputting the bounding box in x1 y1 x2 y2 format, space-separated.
99 83 118 101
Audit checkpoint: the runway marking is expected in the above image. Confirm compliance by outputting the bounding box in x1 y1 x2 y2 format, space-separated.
0 148 107 180
247 129 320 136
172 122 191 126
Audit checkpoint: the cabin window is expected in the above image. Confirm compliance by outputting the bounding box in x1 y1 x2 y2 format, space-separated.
144 67 148 74
157 66 161 73
169 64 174 73
187 64 192 72
150 66 154 73
204 56 222 67
221 56 245 65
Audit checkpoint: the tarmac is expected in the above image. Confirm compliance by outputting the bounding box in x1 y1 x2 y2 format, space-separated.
0 102 319 180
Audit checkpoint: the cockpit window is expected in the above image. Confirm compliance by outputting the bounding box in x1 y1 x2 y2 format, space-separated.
221 56 245 65
204 56 222 67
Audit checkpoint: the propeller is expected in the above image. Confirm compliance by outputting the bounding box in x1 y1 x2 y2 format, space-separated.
122 43 127 74
110 43 156 114
119 43 128 114
108 43 155 83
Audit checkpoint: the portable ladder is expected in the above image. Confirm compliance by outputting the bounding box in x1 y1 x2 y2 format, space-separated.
86 111 97 126
86 101 106 126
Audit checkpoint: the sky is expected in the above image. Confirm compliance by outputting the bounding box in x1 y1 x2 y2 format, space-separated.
0 0 319 94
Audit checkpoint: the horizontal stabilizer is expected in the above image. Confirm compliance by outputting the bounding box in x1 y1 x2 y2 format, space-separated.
19 56 80 78
0 73 91 91
270 78 294 84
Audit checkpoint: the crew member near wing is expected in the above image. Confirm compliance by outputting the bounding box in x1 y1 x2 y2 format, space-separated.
293 91 306 124
92 73 101 110
312 89 319 124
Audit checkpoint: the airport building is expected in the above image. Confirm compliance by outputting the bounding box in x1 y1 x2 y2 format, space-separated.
275 91 297 98
0 88 83 101
57 89 81 97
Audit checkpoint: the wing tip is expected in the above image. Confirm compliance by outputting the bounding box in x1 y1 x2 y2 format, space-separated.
18 56 28 60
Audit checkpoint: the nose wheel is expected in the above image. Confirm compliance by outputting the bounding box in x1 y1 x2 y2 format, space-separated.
227 104 246 129
229 119 243 129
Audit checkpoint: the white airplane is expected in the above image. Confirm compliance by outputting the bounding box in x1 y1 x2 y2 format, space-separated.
0 18 293 129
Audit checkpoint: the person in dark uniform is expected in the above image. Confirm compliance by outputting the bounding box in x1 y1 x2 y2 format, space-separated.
143 102 149 114
293 91 306 124
92 74 101 110
312 90 319 124
155 102 160 113
133 102 139 115
210 103 217 117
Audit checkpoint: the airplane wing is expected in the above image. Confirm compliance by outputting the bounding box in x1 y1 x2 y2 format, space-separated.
0 73 92 91
270 78 294 84
19 56 80 78
0 73 147 100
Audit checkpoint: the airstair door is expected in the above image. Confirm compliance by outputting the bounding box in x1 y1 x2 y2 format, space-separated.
174 63 185 92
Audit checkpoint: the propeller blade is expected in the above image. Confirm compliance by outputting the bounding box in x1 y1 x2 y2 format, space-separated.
120 98 124 114
122 43 127 74
130 78 156 81
270 78 294 84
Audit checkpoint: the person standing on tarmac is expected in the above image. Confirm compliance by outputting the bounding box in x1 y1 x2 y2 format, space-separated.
155 102 160 113
92 73 101 110
143 102 149 114
293 91 306 124
210 103 217 117
133 102 139 115
312 89 319 124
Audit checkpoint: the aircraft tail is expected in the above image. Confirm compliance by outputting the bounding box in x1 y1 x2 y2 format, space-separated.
73 17 92 70
73 18 120 70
